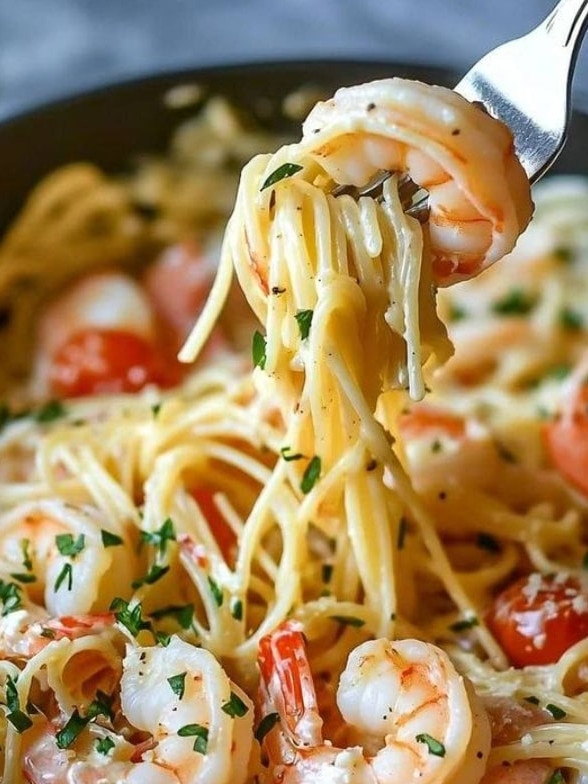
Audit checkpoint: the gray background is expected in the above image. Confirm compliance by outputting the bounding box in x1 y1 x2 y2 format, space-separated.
1 1 588 120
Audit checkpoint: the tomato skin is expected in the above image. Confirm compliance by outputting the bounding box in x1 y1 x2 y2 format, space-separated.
191 487 237 565
487 573 588 667
544 379 588 496
48 328 181 398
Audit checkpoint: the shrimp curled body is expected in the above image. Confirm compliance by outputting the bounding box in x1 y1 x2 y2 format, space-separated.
258 623 491 784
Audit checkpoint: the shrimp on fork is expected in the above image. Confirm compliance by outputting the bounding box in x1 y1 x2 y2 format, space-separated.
257 622 491 784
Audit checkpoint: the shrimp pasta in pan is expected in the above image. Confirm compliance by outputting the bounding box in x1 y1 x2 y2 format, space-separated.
0 73 585 784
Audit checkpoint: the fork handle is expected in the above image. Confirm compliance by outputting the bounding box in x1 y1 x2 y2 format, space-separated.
542 0 588 50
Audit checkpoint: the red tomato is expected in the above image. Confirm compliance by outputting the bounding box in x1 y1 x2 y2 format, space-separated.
191 487 237 565
487 573 588 667
48 328 181 397
544 378 588 496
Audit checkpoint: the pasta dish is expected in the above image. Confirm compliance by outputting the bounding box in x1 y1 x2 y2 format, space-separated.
0 75 585 784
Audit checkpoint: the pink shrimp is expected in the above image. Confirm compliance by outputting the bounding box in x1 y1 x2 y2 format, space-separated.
257 622 491 784
0 610 115 658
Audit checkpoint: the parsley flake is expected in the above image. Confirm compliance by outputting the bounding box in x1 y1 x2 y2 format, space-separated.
35 399 67 423
177 723 209 754
150 604 194 629
300 455 321 494
330 615 365 628
231 598 243 621
545 703 566 720
208 577 223 607
449 616 479 632
95 736 115 755
7 709 33 733
252 331 267 369
54 563 73 592
140 518 176 556
260 163 303 191
416 733 446 757
280 446 304 462
294 309 313 340
546 771 566 784
132 564 170 589
491 289 536 316
155 631 171 646
101 530 123 548
167 672 187 700
20 539 32 571
55 709 89 749
10 572 36 584
322 564 333 584
110 598 151 637
55 533 85 558
559 307 584 331
222 692 249 718
0 580 23 615
254 712 280 743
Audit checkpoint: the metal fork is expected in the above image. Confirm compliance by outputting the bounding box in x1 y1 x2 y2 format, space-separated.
338 0 588 221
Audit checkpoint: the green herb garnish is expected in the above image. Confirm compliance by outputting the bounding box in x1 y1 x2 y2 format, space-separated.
101 530 123 548
0 580 23 615
294 309 313 340
155 631 171 646
208 577 223 607
54 563 73 592
140 518 176 556
449 616 479 632
524 695 540 705
560 307 584 331
10 573 36 584
55 533 85 558
177 723 209 754
448 304 468 322
330 615 365 628
110 598 151 637
416 733 446 757
55 709 88 749
252 331 267 369
254 712 280 743
260 163 303 191
321 564 333 584
231 598 243 621
132 564 170 589
222 692 249 718
280 446 304 462
150 604 194 629
300 455 321 494
491 288 536 316
95 736 115 755
546 770 566 784
20 539 32 571
35 399 67 423
545 703 566 720
167 672 187 700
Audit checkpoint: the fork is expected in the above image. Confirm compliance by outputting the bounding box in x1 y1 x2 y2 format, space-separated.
340 0 588 220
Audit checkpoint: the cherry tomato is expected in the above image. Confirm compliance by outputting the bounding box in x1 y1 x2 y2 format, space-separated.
487 572 588 667
544 377 588 496
48 328 181 398
191 487 237 566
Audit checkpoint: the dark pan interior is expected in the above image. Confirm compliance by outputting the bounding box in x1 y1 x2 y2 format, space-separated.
1 59 587 233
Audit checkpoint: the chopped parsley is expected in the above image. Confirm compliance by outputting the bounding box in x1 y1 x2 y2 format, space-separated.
222 692 249 718
559 307 584 331
35 399 67 423
95 736 115 755
87 691 114 721
54 563 73 592
524 695 540 705
208 577 223 607
155 631 171 646
252 331 267 369
140 518 176 556
167 672 187 700
260 162 303 191
231 598 243 621
101 530 123 548
294 309 313 340
55 709 89 749
491 288 536 316
330 615 365 628
20 539 32 571
447 303 468 322
254 712 280 743
321 564 333 584
553 246 574 263
10 572 37 584
5 676 33 733
300 455 321 494
110 598 151 637
449 616 479 632
546 771 566 784
151 403 162 418
416 733 446 757
55 533 85 558
132 564 170 589
177 723 209 754
150 604 194 629
545 703 566 720
280 446 304 462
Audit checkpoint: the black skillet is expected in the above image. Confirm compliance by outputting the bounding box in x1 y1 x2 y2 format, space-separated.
0 59 587 234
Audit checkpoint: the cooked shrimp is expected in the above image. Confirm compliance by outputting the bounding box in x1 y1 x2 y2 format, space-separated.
21 636 254 784
0 499 132 617
256 78 532 286
120 635 253 784
257 622 491 784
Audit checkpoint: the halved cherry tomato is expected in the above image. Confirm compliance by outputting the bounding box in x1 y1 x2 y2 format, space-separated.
487 572 588 667
191 487 237 566
48 328 181 398
397 406 466 440
544 377 588 496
